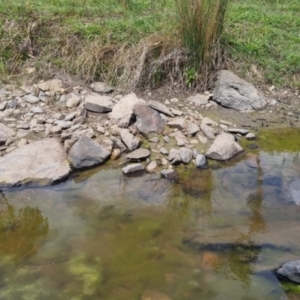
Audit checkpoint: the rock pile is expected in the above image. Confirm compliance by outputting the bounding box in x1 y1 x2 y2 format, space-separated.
0 71 265 187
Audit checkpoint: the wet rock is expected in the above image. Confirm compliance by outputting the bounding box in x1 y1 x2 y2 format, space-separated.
68 136 111 169
126 148 150 161
84 94 114 113
206 133 243 161
134 104 164 135
110 93 145 127
213 70 267 111
188 94 209 106
120 129 140 151
228 128 249 135
0 138 71 187
168 148 181 165
90 82 114 94
276 260 300 284
122 163 145 175
201 123 215 140
196 154 208 169
146 161 158 172
180 147 192 164
161 169 177 180
111 148 121 160
167 118 188 130
149 100 174 117
141 291 173 300
24 94 40 104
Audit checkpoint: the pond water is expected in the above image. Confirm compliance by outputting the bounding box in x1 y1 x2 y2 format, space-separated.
1 129 300 299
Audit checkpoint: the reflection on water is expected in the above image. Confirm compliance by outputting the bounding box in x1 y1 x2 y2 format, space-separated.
1 135 300 298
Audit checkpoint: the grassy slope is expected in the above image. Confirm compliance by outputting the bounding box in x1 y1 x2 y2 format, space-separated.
0 0 299 89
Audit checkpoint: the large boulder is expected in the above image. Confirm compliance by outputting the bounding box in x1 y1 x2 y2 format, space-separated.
109 93 145 127
275 260 300 284
205 133 243 161
68 136 110 169
134 104 164 136
213 70 267 111
0 138 71 187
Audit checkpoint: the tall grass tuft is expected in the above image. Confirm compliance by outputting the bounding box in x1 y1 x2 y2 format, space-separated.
174 0 229 77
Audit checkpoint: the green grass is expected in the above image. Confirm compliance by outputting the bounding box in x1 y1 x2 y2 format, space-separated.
0 0 299 89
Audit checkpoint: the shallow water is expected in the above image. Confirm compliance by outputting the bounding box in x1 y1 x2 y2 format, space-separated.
1 129 300 299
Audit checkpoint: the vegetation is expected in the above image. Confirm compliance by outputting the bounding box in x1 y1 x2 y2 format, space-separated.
0 0 299 90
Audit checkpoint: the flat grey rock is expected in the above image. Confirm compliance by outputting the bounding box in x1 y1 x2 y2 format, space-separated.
134 104 164 135
84 94 114 113
276 260 300 284
188 94 209 106
0 138 71 187
213 70 267 111
122 163 145 175
120 129 140 151
228 128 249 135
206 133 244 161
149 100 174 117
109 93 145 127
24 94 40 104
68 136 110 169
126 148 150 161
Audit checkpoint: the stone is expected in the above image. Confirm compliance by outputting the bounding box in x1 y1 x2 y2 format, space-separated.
213 70 267 111
164 136 170 143
64 112 77 122
246 132 256 140
170 98 179 103
134 105 164 136
122 163 145 175
196 154 208 169
90 82 114 94
0 123 16 144
179 147 192 164
126 148 150 161
170 108 183 116
202 117 218 126
161 157 168 166
149 136 159 143
186 123 200 136
160 147 168 155
0 101 7 111
227 128 249 135
198 133 208 144
110 148 121 160
220 120 233 126
187 94 209 106
64 139 77 152
50 126 62 134
111 137 127 153
66 94 80 108
0 138 71 187
120 129 140 151
201 123 215 140
84 94 114 113
161 169 177 180
96 126 105 134
175 137 186 147
23 94 40 104
168 148 181 165
149 100 174 117
17 129 30 138
167 118 188 130
17 138 28 148
206 133 244 161
146 161 158 172
68 136 111 169
30 106 44 114
37 79 63 93
247 143 258 149
276 260 300 284
54 121 72 129
109 93 145 127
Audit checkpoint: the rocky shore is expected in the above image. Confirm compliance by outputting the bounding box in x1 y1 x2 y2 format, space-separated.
0 70 294 187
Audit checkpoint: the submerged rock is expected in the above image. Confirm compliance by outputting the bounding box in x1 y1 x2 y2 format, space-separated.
206 133 243 161
68 136 110 169
0 138 71 187
275 260 300 284
213 70 267 111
